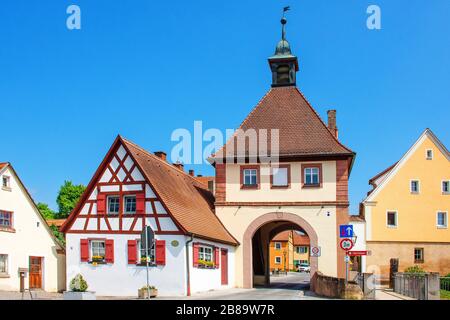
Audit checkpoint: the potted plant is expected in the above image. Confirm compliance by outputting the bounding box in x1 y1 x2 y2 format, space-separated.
138 285 158 299
91 255 105 265
198 260 215 269
63 274 96 300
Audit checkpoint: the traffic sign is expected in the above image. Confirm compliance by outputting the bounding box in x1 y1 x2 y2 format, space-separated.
340 238 354 251
310 246 321 257
347 251 369 257
339 225 354 238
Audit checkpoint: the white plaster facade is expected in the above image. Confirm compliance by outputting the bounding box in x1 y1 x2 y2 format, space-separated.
0 164 65 292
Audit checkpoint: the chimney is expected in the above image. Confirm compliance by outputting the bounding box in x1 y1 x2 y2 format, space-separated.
327 110 338 139
189 169 194 176
173 162 184 171
154 151 167 161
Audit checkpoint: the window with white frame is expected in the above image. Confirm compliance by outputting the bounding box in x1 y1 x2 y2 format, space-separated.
274 242 282 250
426 149 433 160
0 211 12 228
123 195 136 214
387 211 398 227
304 167 320 186
442 181 450 194
275 256 282 264
198 245 213 262
107 196 120 214
2 176 10 189
410 180 420 193
0 254 7 274
296 246 308 254
437 212 447 228
272 166 289 187
90 240 106 261
137 239 155 264
243 169 258 187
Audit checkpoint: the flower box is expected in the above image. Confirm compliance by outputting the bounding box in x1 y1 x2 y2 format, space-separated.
138 288 158 299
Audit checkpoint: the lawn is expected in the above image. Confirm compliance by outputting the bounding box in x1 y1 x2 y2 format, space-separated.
440 290 450 300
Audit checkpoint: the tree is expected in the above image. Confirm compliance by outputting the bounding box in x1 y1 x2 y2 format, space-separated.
37 202 56 220
50 225 66 246
56 181 86 218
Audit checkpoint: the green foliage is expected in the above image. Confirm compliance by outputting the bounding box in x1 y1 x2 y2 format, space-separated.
37 202 55 220
56 181 86 218
69 274 88 292
50 225 65 246
404 265 426 273
140 285 157 290
198 260 215 268
440 290 450 300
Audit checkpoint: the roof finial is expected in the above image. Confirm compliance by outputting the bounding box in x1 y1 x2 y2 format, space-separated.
281 6 290 41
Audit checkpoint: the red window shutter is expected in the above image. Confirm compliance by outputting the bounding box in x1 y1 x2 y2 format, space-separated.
97 193 106 214
136 192 145 214
127 240 137 264
105 239 114 263
193 243 199 267
214 247 220 269
80 239 89 262
155 240 166 266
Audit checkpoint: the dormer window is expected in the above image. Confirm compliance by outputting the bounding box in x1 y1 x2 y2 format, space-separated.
426 149 433 160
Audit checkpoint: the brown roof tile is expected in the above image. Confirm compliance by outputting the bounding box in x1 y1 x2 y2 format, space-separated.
212 86 354 160
121 138 238 246
0 162 8 171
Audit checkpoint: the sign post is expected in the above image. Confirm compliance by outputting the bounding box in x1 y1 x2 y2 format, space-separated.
141 225 154 300
339 237 354 285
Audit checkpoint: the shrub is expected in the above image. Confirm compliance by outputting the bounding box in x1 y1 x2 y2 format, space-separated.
404 265 426 274
140 285 157 290
69 274 88 292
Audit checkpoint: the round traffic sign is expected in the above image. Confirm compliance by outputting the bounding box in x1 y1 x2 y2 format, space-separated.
340 238 354 251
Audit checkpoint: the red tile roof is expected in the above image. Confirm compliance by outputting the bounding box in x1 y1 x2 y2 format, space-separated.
0 162 8 171
121 138 238 245
46 219 66 229
212 86 354 161
272 230 310 246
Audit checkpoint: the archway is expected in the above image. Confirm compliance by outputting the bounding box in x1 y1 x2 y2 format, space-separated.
242 212 319 289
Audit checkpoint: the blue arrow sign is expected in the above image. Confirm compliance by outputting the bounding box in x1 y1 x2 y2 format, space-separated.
339 225 354 238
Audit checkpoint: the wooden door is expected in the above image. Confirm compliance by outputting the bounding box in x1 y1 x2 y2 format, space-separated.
221 249 228 285
29 257 42 289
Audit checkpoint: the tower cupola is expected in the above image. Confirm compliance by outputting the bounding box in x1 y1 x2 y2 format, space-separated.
268 8 299 87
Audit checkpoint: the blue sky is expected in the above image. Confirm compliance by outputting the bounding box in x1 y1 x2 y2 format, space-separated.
1 1 449 213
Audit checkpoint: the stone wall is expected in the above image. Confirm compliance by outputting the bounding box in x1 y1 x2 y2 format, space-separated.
311 272 363 299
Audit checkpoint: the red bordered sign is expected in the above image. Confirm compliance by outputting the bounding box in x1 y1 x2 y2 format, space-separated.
339 238 354 251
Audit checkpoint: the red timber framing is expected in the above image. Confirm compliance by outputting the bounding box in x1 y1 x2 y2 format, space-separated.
62 136 185 236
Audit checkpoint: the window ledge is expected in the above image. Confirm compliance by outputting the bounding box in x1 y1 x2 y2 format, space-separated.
271 185 290 189
437 226 448 229
442 192 450 195
136 263 156 267
1 187 12 192
387 225 398 229
241 185 259 190
0 273 10 278
0 227 15 233
302 184 321 189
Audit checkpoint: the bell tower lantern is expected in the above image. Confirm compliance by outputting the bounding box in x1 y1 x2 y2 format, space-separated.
268 8 299 87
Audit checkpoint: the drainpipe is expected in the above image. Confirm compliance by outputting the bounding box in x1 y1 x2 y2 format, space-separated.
185 234 195 296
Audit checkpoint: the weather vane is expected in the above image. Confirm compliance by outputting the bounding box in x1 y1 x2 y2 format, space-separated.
281 6 291 41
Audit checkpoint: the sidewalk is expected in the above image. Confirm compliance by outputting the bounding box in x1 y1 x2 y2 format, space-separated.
375 288 415 300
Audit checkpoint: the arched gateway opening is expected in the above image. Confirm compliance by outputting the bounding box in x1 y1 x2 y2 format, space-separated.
243 212 319 289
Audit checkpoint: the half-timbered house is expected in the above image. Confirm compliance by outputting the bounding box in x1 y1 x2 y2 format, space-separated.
61 137 238 297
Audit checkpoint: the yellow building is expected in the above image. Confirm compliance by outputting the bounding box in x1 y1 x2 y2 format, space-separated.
362 129 450 280
269 230 311 272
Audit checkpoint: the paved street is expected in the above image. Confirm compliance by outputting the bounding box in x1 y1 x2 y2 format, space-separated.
159 272 325 300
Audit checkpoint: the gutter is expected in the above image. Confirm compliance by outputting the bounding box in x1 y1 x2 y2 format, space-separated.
185 234 195 296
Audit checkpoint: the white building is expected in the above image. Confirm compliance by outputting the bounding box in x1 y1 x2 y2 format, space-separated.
0 162 65 292
61 137 238 297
